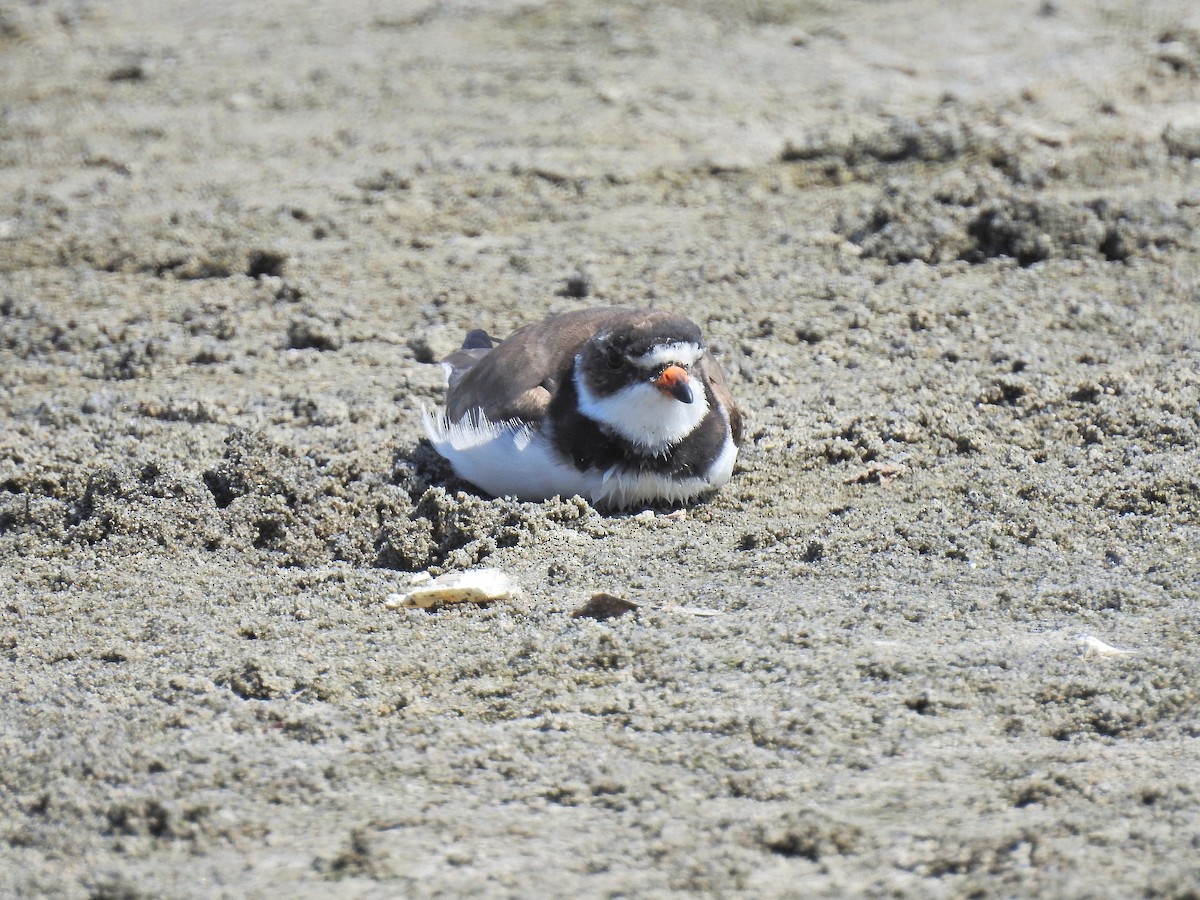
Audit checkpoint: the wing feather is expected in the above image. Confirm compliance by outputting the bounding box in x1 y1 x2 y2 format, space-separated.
445 307 628 424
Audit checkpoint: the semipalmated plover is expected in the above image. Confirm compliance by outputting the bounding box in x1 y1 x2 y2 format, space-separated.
423 307 743 508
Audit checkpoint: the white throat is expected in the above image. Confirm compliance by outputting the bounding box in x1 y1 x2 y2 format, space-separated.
573 358 709 455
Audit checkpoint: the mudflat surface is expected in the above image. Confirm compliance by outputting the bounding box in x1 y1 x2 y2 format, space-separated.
3 1 1200 896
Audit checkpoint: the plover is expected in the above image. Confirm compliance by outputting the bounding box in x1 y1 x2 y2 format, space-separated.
423 307 743 508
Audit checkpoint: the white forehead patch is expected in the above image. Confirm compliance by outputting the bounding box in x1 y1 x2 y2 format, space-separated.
574 362 709 454
628 342 703 369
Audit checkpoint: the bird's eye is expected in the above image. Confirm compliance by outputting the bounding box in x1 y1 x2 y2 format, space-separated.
605 348 624 370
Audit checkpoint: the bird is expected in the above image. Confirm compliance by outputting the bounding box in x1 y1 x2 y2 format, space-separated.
422 307 743 509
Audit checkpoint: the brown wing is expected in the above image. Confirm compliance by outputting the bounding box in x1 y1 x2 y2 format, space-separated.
445 307 630 424
699 351 743 445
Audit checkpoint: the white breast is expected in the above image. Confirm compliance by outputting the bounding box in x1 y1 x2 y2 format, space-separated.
422 406 737 508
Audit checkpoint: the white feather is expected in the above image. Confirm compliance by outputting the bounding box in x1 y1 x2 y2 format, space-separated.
422 406 585 502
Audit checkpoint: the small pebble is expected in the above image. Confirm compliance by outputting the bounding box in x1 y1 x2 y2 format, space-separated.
572 592 639 621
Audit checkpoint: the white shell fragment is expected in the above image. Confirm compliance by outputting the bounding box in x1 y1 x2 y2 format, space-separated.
1079 635 1136 658
385 568 515 609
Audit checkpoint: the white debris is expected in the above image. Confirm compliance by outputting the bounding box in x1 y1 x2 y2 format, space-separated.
1079 635 1136 658
385 568 514 609
662 605 723 617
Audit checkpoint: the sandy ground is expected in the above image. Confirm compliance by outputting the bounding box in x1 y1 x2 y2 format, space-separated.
3 0 1200 896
